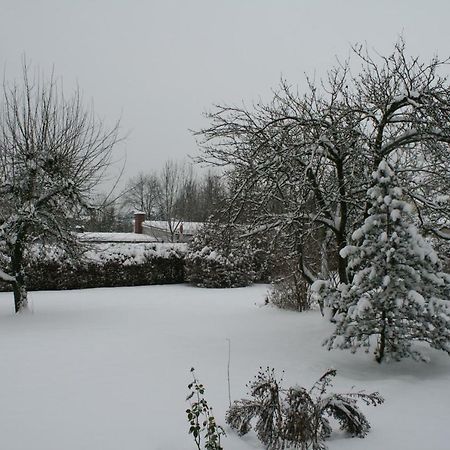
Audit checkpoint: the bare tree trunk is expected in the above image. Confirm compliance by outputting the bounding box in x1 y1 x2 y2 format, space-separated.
335 161 349 285
376 310 387 364
11 239 28 313
12 278 28 313
376 204 392 363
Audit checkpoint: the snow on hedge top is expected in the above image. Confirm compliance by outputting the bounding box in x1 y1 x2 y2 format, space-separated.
83 242 187 265
27 241 187 266
78 232 157 243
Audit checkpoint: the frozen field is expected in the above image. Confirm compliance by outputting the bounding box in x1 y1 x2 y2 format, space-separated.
0 284 449 450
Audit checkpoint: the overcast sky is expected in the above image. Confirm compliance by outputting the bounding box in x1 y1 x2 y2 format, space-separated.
1 0 449 188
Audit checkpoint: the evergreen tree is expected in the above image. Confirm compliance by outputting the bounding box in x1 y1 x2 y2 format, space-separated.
324 161 450 363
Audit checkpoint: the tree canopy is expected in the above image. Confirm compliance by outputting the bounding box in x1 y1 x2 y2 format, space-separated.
197 40 450 287
0 64 120 312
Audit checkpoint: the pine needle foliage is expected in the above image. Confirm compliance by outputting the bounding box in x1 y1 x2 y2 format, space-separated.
323 161 450 363
226 367 383 450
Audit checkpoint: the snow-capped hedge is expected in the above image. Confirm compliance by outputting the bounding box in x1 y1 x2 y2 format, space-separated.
0 242 186 292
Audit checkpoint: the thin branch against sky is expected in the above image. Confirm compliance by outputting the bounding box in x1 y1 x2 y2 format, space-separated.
1 0 449 184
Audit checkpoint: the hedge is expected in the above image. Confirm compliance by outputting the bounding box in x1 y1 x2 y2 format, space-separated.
0 242 186 292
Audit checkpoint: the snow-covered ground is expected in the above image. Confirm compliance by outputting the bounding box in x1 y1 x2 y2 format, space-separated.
0 284 449 450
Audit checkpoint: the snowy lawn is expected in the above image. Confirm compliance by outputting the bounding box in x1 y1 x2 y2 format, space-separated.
0 284 449 450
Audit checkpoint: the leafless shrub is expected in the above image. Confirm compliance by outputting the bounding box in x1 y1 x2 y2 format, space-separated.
266 274 311 312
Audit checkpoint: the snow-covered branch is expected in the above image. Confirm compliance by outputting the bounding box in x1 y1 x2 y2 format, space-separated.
0 269 15 283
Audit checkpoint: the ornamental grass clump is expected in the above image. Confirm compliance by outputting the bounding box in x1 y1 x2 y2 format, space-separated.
226 367 383 450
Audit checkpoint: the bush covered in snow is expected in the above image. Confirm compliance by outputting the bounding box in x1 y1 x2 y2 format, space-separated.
185 223 257 288
0 242 186 291
226 367 383 450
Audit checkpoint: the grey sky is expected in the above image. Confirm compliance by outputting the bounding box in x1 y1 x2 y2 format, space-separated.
1 0 449 187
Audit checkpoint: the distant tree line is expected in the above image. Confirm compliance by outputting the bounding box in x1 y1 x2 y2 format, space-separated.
122 160 227 223
84 160 228 232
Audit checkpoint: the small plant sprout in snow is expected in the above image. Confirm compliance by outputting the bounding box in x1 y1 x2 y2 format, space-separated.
321 160 450 363
226 367 383 450
186 368 226 450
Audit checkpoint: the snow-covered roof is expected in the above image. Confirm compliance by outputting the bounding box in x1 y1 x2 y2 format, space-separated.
142 221 203 235
77 232 158 243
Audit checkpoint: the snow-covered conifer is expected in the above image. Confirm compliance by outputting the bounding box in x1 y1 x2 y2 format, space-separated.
325 160 450 363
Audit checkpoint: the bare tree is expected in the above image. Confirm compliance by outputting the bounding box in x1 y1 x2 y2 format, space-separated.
173 163 199 221
196 40 450 287
83 193 131 232
120 164 227 233
122 172 160 218
157 160 222 240
172 166 228 222
198 170 227 221
157 159 184 241
0 63 120 313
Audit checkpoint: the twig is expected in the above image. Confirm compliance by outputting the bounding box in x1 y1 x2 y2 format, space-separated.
226 338 232 408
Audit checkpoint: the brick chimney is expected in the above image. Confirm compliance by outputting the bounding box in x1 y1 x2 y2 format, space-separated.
134 212 146 234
